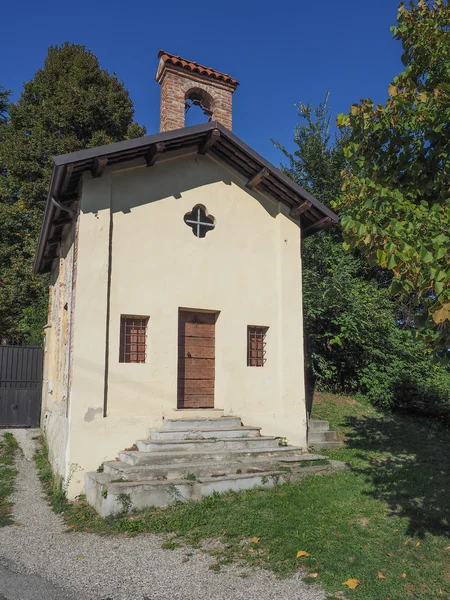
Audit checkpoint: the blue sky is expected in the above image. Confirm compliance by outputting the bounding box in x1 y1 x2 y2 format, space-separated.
1 0 403 165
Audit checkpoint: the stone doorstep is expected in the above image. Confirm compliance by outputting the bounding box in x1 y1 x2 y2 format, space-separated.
150 425 261 441
163 416 241 429
136 436 280 453
308 430 338 442
307 420 344 449
86 460 349 518
103 452 332 481
84 415 348 517
308 440 344 450
308 419 330 432
119 445 306 466
103 455 310 480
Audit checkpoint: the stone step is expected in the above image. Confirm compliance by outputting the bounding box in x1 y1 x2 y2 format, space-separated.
308 440 344 450
308 430 337 443
119 445 305 467
308 419 330 432
136 436 281 453
86 459 348 518
104 453 320 481
150 426 261 441
163 416 242 430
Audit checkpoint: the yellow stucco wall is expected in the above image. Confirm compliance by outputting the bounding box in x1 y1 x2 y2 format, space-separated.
45 151 307 498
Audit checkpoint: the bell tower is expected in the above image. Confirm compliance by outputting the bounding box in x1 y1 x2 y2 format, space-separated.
155 50 239 132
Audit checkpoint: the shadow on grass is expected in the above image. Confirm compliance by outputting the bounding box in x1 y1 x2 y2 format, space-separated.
343 413 450 539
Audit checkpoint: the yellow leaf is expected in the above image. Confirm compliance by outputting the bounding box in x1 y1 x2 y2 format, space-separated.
343 578 360 589
432 303 450 324
308 573 318 579
388 84 398 97
76 554 86 560
445 545 450 551
248 548 255 553
418 91 427 103
416 541 421 547
402 573 407 578
296 551 310 558
250 537 260 543
377 571 386 580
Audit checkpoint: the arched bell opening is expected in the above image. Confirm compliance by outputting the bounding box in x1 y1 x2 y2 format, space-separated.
185 88 214 126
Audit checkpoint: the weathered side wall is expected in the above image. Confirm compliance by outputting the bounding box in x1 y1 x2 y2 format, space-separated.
41 220 77 481
65 151 306 497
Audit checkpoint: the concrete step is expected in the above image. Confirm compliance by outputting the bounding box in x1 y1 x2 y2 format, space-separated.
120 445 305 467
308 430 337 443
163 416 242 430
150 426 261 441
136 436 281 453
309 419 330 432
308 440 344 450
103 453 320 481
86 470 291 517
86 458 348 517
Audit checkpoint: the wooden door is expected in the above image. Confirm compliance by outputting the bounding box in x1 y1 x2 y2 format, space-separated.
178 311 215 408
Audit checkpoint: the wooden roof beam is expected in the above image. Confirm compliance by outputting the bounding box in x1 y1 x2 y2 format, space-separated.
146 142 166 167
59 164 74 196
303 216 333 237
290 200 312 219
198 129 220 155
91 156 108 178
246 167 269 190
50 197 76 220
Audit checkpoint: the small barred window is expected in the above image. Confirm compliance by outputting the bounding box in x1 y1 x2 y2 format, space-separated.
247 326 268 367
119 316 148 363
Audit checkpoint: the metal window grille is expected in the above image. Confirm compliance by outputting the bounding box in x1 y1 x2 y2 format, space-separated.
247 326 267 367
119 316 148 363
184 205 215 238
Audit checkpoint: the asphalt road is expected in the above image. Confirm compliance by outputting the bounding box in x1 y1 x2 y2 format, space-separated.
0 559 83 600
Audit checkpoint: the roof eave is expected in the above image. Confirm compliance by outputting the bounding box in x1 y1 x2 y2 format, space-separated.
33 122 339 274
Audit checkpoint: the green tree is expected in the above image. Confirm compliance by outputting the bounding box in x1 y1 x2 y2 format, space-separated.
0 87 9 124
0 43 145 341
336 0 450 361
274 96 387 394
275 94 450 421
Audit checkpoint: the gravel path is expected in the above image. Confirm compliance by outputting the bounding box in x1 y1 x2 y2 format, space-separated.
0 430 325 600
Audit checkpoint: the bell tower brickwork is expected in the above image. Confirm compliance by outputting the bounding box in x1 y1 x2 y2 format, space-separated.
156 51 239 132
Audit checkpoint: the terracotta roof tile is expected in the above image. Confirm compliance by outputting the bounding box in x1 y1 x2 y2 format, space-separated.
158 50 239 87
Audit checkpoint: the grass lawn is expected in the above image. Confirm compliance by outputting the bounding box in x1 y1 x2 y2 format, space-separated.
36 394 450 599
0 431 20 526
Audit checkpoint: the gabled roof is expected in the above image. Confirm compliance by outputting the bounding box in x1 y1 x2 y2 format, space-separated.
33 121 339 274
157 50 239 88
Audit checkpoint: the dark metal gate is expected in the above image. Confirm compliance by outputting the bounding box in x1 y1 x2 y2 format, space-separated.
0 343 43 427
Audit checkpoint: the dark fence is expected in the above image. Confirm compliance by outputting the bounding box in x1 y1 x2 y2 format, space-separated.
0 342 43 427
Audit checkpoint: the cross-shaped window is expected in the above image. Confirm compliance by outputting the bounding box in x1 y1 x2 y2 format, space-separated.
184 205 215 238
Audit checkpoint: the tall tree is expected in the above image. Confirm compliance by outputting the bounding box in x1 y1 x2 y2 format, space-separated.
0 43 145 341
274 96 393 396
0 87 9 124
336 0 450 361
275 94 450 420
